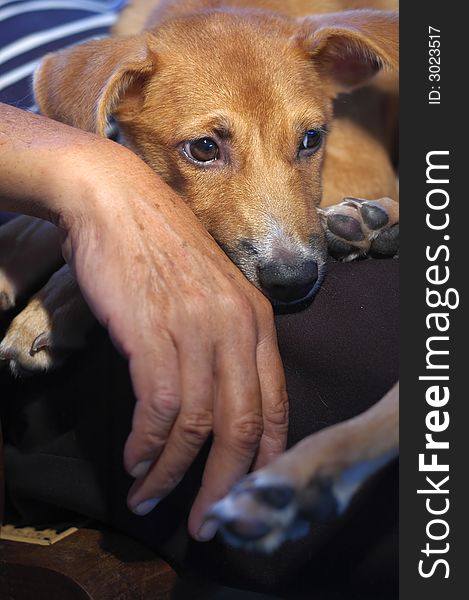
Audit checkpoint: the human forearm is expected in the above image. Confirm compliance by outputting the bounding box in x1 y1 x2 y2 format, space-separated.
0 102 137 224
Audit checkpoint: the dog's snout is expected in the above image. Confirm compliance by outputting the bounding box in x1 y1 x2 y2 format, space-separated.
258 259 318 303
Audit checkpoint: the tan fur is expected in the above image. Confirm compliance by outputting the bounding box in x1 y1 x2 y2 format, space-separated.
34 0 398 263
115 0 399 213
115 0 398 34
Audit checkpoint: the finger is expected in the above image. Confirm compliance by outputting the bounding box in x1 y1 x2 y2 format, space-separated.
123 335 181 479
188 334 264 540
127 339 214 513
252 326 289 470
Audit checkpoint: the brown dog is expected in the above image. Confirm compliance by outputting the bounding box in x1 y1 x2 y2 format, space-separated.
0 0 399 549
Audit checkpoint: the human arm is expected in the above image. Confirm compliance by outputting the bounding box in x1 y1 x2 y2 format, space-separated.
0 103 288 539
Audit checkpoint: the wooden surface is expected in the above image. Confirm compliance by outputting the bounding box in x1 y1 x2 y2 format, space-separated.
0 527 178 600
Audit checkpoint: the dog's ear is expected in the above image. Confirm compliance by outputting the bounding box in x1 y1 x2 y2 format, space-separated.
34 35 155 136
298 10 398 93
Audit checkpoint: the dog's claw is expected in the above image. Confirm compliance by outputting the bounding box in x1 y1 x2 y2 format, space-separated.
30 332 50 355
320 196 399 261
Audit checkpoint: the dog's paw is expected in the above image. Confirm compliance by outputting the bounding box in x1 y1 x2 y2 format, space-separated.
206 451 395 552
319 197 399 261
0 297 61 375
0 266 95 376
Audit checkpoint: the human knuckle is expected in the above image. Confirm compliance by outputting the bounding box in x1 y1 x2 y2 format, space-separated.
223 291 255 323
184 292 210 321
151 386 181 420
229 414 264 449
137 426 167 450
179 409 213 444
264 394 289 427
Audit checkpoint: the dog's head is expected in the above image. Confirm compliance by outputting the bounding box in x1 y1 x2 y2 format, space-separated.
35 8 398 308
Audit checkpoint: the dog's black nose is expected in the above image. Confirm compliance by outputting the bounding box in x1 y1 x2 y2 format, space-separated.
258 259 318 303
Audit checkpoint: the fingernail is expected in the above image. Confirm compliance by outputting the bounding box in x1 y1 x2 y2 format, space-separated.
130 460 153 479
197 519 218 542
131 498 160 516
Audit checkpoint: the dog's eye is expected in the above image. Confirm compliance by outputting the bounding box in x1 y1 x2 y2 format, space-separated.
185 138 220 163
299 130 323 156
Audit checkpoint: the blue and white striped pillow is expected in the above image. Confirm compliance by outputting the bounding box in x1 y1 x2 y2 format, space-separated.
0 0 127 111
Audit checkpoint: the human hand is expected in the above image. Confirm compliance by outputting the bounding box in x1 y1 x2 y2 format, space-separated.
64 143 288 540
0 106 289 541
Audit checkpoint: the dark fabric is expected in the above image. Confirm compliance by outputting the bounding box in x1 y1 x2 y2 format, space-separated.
0 257 398 598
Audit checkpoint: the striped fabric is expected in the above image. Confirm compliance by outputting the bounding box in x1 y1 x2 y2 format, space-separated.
0 0 127 111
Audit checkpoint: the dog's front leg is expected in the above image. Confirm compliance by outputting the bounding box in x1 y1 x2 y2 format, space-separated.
207 383 398 551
